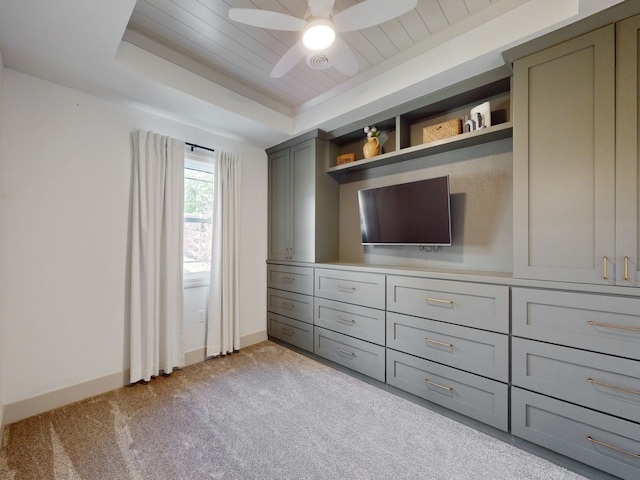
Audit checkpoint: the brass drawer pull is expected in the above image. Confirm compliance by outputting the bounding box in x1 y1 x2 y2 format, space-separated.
424 378 453 392
337 315 356 325
336 347 355 357
587 320 640 333
587 436 640 459
588 378 640 396
624 256 629 281
338 284 356 293
425 337 453 348
281 276 295 283
281 327 295 336
603 256 608 280
425 297 454 307
281 301 295 310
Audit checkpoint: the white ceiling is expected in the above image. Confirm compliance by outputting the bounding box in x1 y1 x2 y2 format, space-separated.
0 0 624 148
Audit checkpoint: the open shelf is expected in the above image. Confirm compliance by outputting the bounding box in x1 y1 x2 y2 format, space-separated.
327 122 513 177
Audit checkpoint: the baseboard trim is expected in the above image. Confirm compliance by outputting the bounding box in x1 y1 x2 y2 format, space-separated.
2 369 128 428
1 331 268 431
241 330 267 349
184 347 206 367
0 404 5 448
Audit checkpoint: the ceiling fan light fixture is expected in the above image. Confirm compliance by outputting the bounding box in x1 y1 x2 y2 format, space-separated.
302 18 335 51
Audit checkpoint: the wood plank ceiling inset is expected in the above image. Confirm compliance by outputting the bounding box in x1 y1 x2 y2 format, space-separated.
123 0 500 113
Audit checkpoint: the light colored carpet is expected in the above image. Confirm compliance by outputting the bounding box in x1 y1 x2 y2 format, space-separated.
0 341 587 480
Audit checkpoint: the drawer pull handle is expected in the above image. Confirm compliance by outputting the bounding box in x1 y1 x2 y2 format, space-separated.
425 337 453 348
281 302 295 310
587 320 640 333
282 276 295 283
424 378 453 392
603 256 608 280
587 436 640 459
337 315 356 325
281 327 295 336
338 285 356 293
425 297 454 307
588 378 640 396
624 256 629 281
336 347 355 357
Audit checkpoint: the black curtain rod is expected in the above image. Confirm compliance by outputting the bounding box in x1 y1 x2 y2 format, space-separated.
186 142 215 153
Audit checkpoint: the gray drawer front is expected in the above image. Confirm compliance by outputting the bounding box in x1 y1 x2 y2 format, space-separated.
387 276 509 333
315 268 386 310
314 297 385 346
267 264 314 295
386 349 508 431
267 288 313 323
512 388 640 480
314 327 385 382
512 288 640 360
267 313 313 353
512 338 640 423
387 312 509 382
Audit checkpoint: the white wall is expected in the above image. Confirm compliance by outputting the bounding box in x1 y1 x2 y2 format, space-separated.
0 69 268 407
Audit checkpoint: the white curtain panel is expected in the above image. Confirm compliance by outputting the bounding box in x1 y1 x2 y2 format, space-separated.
207 151 241 357
129 130 185 383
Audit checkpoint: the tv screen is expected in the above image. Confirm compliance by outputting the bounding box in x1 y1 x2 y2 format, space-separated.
358 176 452 246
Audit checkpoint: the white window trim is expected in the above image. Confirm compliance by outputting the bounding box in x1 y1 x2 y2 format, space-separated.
184 149 215 289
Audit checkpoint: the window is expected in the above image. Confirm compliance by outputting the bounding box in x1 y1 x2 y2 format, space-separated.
183 152 214 286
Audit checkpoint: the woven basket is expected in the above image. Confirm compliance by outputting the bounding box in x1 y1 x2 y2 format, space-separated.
423 119 462 143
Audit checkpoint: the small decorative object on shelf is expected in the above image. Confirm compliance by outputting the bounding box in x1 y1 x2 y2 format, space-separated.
363 125 386 158
423 118 462 144
337 153 355 165
464 101 492 133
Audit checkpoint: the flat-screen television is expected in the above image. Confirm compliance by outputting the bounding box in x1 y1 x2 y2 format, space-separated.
358 176 452 246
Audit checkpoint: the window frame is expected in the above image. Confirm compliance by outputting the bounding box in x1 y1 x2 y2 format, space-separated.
183 149 215 289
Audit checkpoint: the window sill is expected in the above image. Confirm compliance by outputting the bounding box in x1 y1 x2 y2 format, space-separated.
183 274 210 289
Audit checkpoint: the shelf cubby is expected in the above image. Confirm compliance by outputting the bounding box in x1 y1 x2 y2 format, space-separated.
325 72 512 178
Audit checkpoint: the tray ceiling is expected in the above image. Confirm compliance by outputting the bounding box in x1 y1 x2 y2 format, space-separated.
123 0 510 116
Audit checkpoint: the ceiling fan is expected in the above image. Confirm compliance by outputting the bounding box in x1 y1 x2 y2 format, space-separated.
228 0 418 78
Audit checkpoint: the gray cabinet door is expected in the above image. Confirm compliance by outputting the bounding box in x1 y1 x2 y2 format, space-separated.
290 139 316 263
616 14 640 287
267 148 291 261
513 25 616 284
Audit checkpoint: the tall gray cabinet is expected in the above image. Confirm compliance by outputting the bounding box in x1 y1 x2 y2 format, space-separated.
267 132 339 263
509 12 640 480
616 13 640 288
512 25 616 285
513 16 640 287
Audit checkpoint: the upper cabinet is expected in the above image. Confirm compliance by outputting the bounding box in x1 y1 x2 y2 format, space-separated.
325 71 512 180
616 13 640 287
267 134 339 263
513 20 639 287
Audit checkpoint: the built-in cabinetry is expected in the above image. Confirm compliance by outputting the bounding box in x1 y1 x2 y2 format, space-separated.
313 268 386 382
325 72 512 178
511 288 640 480
266 264 314 351
513 16 639 287
267 133 339 263
385 276 510 431
266 4 640 479
615 14 640 287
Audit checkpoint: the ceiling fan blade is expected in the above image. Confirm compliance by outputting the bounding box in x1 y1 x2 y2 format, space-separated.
271 41 307 78
228 8 306 31
327 37 359 76
308 0 335 17
333 0 417 32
